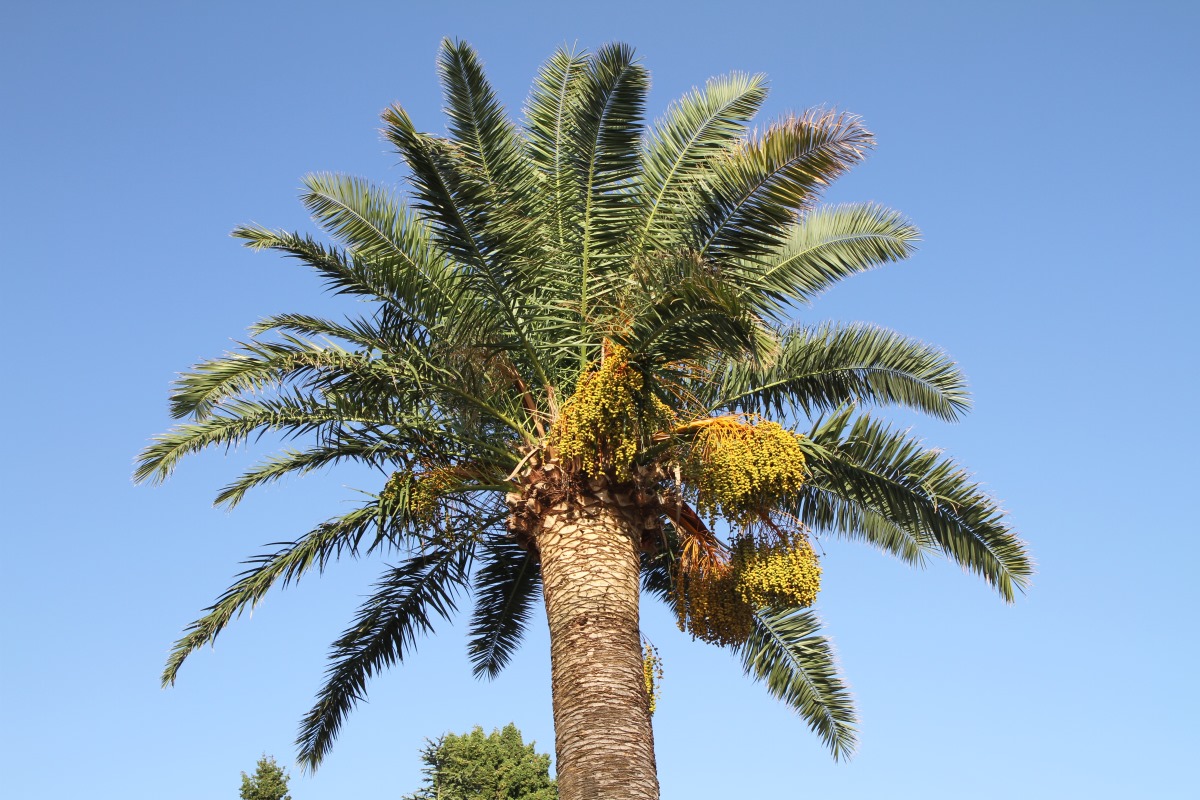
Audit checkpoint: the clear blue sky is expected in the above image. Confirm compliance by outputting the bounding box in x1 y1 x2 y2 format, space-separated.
3 1 1197 798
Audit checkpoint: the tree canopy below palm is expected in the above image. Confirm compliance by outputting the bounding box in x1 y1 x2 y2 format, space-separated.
137 39 1030 800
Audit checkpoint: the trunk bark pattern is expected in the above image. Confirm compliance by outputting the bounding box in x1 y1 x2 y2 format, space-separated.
537 492 659 800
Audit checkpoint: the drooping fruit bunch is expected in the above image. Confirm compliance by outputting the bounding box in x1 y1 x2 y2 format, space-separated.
552 343 673 481
381 468 456 527
681 416 808 524
672 561 756 647
380 470 411 510
671 530 823 647
642 640 663 715
731 532 822 609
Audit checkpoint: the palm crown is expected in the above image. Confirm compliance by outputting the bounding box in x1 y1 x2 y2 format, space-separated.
137 39 1030 794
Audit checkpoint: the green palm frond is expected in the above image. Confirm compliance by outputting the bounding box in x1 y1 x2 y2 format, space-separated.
802 408 1032 601
438 40 538 210
636 72 768 253
739 607 857 760
524 46 589 258
467 536 542 678
232 226 439 332
383 106 553 390
382 108 531 351
246 311 469 378
622 271 767 368
167 335 369 421
161 504 385 687
437 40 544 277
574 42 647 245
572 43 648 329
170 328 485 426
731 202 919 315
158 330 533 470
249 312 397 350
794 486 933 565
214 439 399 509
298 173 466 325
694 111 873 264
381 106 484 269
300 174 444 273
712 323 970 421
297 544 474 770
136 393 390 484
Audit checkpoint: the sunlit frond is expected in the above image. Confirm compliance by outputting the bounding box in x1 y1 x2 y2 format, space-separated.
731 202 919 315
712 323 970 421
137 393 391 484
382 104 553 390
161 504 386 688
214 438 400 509
231 226 452 342
636 72 768 252
801 408 1032 601
572 42 648 333
693 111 873 264
739 607 857 760
524 46 589 259
297 545 474 769
794 486 933 565
437 39 542 270
621 271 768 368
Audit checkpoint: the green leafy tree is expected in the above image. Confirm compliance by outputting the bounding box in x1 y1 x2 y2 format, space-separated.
240 755 292 800
403 724 556 800
138 39 1031 800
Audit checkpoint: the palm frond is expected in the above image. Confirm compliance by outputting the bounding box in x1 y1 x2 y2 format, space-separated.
437 39 543 274
712 323 970 421
622 271 767 368
249 312 394 350
381 105 484 266
438 40 536 208
694 111 873 264
739 607 857 760
794 485 932 565
296 545 473 770
231 226 438 331
167 336 361 421
636 72 768 252
801 408 1033 601
214 438 400 509
135 393 391 485
161 504 384 687
572 43 648 325
524 46 589 258
300 174 441 270
382 106 553 389
731 202 919 314
467 536 542 678
299 173 462 322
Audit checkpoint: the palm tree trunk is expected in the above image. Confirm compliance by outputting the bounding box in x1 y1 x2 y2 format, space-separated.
537 491 659 800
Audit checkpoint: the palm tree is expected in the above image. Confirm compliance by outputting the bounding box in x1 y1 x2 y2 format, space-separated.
137 40 1031 800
